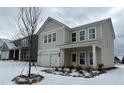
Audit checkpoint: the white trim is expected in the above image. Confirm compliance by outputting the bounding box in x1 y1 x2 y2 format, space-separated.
92 45 96 67
41 27 63 34
79 29 86 42
88 27 96 41
38 48 60 54
100 24 103 39
79 51 86 65
71 31 77 43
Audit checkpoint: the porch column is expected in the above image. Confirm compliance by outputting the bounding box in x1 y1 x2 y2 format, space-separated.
19 49 21 60
60 49 64 67
92 45 96 68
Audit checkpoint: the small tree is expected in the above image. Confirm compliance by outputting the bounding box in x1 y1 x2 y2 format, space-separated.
17 7 42 77
122 56 124 64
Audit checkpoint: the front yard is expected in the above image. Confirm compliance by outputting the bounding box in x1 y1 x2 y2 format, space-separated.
0 60 124 85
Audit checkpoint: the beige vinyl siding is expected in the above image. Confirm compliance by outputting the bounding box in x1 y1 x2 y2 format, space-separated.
42 20 63 32
38 28 65 50
70 24 102 43
101 20 114 68
64 30 70 44
38 20 65 51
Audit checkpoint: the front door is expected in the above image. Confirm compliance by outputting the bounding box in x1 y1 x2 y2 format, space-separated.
88 51 93 66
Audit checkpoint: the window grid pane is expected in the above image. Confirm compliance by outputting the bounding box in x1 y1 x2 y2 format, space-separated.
44 35 47 43
80 31 85 41
48 34 51 42
89 28 95 39
80 52 85 64
53 33 56 42
72 33 76 42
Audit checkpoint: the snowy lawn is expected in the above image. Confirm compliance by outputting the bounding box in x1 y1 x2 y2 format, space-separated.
0 60 124 85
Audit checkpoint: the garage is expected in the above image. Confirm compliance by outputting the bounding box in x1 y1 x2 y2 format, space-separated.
1 51 9 60
38 53 60 67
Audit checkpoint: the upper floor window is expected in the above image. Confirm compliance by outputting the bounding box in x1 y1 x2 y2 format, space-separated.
80 30 86 41
48 34 51 43
43 32 56 44
89 28 96 40
21 39 28 47
53 33 56 42
72 32 76 42
44 35 47 43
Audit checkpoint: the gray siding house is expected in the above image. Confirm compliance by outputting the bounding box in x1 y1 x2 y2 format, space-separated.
37 17 115 68
1 35 38 61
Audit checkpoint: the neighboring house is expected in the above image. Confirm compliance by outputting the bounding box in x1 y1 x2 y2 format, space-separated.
37 17 115 68
0 38 11 59
1 42 16 60
114 56 121 64
1 35 38 61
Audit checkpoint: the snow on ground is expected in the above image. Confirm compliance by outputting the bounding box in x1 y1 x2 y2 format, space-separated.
0 60 124 85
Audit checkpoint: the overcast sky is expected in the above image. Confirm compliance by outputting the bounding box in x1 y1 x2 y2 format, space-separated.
0 7 123 58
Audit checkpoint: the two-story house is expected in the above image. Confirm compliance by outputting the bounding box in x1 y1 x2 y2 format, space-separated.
1 35 38 61
37 17 115 68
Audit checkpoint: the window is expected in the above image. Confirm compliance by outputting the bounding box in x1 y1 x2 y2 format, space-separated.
44 32 56 43
21 39 28 46
48 34 51 43
72 32 76 42
53 33 56 42
89 28 96 40
72 53 76 62
89 51 93 65
44 35 47 43
80 52 86 65
80 30 86 41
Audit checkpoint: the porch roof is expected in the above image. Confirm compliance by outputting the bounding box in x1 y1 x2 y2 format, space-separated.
57 40 102 49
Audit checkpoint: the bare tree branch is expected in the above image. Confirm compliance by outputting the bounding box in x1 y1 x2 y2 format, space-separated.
16 7 42 77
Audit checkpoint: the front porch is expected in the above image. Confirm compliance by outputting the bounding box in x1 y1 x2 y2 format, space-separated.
61 45 102 68
9 47 30 61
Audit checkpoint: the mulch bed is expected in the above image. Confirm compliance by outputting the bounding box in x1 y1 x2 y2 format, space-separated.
41 68 106 78
12 74 44 84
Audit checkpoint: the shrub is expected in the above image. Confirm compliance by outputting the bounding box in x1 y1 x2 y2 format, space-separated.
67 65 74 70
97 63 104 71
76 66 82 72
79 70 83 74
55 67 59 71
85 66 92 73
67 69 72 73
60 66 65 73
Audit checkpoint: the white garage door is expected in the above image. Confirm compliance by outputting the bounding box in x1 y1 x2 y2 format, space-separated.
40 54 50 66
50 54 59 67
39 53 60 67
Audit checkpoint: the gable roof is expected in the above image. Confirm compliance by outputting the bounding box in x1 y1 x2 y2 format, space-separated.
0 38 11 47
71 18 115 38
72 18 111 30
1 42 16 51
37 17 71 34
6 42 16 50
